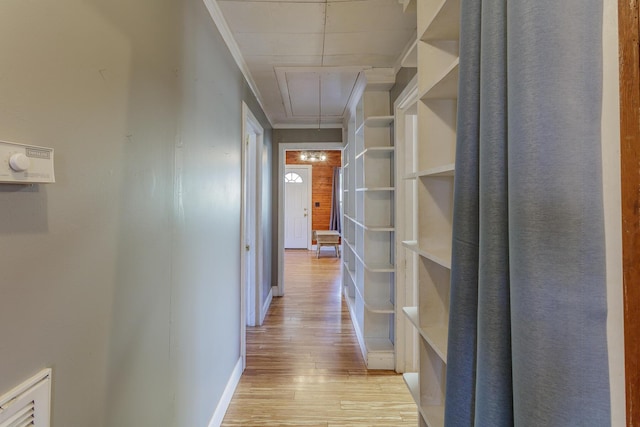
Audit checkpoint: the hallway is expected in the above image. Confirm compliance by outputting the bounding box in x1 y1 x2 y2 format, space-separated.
222 250 417 426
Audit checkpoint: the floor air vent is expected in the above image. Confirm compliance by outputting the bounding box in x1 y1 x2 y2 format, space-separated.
0 369 51 427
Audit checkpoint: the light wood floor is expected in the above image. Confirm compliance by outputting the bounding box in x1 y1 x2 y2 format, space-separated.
222 249 417 426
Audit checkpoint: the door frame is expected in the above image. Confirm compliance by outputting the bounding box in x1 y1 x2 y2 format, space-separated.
618 0 639 424
276 142 343 297
284 164 313 250
240 102 264 368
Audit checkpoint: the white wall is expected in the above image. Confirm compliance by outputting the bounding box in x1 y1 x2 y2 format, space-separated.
602 0 625 425
0 0 271 425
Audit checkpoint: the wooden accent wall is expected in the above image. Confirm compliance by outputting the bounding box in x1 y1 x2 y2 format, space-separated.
286 150 342 242
618 1 640 425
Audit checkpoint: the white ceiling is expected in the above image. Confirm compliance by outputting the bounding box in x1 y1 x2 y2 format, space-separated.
217 0 417 128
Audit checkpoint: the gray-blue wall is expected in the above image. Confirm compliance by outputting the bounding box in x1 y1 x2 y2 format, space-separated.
0 0 271 425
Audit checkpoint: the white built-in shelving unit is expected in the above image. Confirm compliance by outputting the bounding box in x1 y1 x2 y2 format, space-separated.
342 71 397 370
396 0 460 425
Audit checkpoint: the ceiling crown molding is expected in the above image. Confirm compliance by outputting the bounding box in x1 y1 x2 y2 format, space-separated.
202 0 274 127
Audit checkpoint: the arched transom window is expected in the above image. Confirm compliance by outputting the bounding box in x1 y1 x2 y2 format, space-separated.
284 172 303 183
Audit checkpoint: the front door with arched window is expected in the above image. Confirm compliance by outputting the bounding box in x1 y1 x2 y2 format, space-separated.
284 166 311 249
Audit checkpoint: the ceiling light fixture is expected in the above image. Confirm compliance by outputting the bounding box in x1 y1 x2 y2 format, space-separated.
300 151 327 162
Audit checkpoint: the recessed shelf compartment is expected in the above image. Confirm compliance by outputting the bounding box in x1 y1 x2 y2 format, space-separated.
355 191 394 229
418 0 461 42
418 41 459 96
353 277 394 314
358 147 395 188
355 132 365 157
344 218 356 248
419 338 447 423
361 91 392 118
365 337 394 352
343 251 356 286
361 127 393 149
403 307 448 362
416 177 454 263
356 228 394 264
417 100 457 171
363 337 395 369
419 59 459 100
343 237 356 253
346 293 357 313
343 265 357 305
345 267 357 286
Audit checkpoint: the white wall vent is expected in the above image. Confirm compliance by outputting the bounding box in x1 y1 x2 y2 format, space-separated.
0 369 51 427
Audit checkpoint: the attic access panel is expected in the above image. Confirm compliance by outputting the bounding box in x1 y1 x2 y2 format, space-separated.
275 67 363 124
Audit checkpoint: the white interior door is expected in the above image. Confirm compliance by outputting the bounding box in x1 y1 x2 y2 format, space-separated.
241 102 265 345
284 166 311 249
244 133 257 326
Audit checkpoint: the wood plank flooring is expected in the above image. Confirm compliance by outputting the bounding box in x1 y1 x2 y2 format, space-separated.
222 249 417 426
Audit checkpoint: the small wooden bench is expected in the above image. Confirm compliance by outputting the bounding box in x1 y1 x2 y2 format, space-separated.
313 230 341 258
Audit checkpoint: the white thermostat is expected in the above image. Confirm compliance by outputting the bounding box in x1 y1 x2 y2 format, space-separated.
0 140 55 184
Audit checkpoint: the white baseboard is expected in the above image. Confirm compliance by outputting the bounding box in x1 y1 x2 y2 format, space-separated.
207 358 243 427
271 285 282 297
260 287 273 325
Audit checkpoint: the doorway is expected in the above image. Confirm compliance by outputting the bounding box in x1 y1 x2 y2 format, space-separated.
276 142 343 296
244 131 258 327
240 102 265 369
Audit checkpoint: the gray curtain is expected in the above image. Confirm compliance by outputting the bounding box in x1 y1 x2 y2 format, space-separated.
445 1 610 426
329 167 341 233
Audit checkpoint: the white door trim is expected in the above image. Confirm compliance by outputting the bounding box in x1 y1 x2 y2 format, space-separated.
276 142 343 297
241 102 264 369
284 164 313 249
